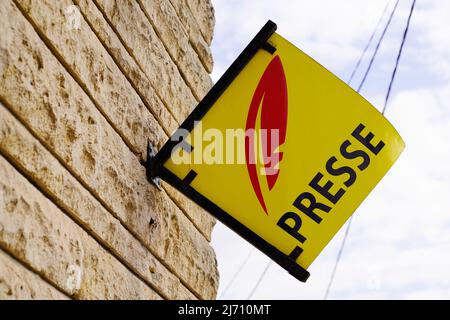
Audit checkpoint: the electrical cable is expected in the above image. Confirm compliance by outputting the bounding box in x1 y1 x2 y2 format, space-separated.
218 248 254 299
348 0 392 85
357 0 401 92
221 0 413 301
324 0 400 300
383 0 416 113
324 0 417 300
246 260 272 300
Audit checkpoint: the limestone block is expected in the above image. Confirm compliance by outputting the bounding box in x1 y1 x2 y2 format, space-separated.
167 0 213 72
0 104 195 300
138 0 213 100
186 0 215 45
71 0 216 241
94 0 197 120
163 183 216 242
0 249 69 300
73 0 179 137
15 0 166 160
0 0 218 299
0 155 162 300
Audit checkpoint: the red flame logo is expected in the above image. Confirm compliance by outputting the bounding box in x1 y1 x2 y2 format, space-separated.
245 55 288 215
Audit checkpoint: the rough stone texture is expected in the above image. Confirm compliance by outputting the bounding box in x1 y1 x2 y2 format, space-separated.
74 0 179 136
164 183 216 241
94 0 198 121
138 0 213 100
72 0 216 241
186 0 215 45
0 155 162 300
0 249 69 300
17 0 213 240
168 0 213 72
0 0 218 299
15 0 166 160
0 105 195 300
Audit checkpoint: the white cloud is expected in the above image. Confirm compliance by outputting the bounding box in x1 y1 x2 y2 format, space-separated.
210 0 450 299
412 0 450 80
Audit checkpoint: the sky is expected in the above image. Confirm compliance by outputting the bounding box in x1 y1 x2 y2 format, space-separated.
209 0 450 299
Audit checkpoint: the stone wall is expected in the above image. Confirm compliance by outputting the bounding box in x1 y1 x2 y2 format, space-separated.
0 0 218 300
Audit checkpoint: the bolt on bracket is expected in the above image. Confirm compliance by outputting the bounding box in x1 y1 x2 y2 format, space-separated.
145 141 162 190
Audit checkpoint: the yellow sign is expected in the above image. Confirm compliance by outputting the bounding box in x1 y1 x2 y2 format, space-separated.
151 21 405 282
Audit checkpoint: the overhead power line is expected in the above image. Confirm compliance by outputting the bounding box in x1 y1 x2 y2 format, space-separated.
218 248 254 299
324 0 417 300
383 0 416 113
357 0 401 92
246 260 272 300
324 0 400 300
348 0 392 85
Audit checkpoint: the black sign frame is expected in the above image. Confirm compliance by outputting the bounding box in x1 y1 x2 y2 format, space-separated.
149 20 310 283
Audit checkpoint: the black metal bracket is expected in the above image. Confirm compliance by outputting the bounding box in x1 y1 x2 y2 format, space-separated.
145 142 162 190
143 20 310 283
262 41 277 54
